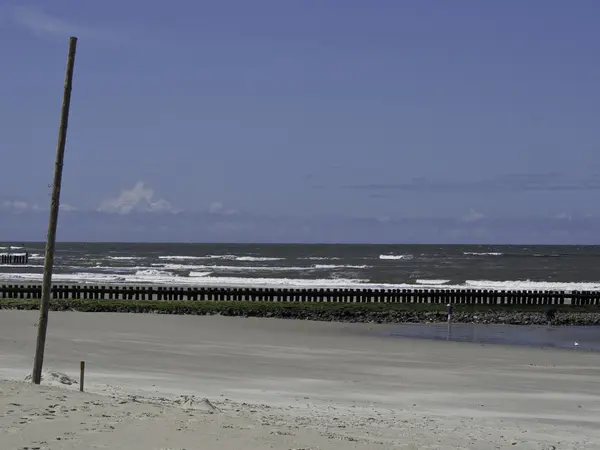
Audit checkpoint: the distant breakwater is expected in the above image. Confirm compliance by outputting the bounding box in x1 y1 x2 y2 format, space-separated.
0 283 599 326
1 283 600 305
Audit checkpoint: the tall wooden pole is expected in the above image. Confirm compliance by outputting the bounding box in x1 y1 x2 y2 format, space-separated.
32 36 78 385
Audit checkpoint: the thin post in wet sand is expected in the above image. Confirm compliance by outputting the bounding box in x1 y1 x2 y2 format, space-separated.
446 303 453 340
32 36 78 385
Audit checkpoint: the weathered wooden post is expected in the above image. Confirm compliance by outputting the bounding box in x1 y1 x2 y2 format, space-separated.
32 36 78 385
80 360 85 392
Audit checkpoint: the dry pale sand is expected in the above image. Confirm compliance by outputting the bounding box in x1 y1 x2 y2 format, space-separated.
1 311 599 449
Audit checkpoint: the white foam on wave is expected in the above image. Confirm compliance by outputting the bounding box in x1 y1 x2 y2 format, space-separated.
158 255 207 261
379 254 413 260
189 271 211 277
107 256 143 261
416 279 450 285
155 263 370 272
0 272 129 284
235 256 284 262
0 264 41 269
156 263 308 272
0 271 370 288
93 265 154 272
465 280 600 291
464 252 503 256
2 272 600 291
302 257 342 261
158 254 283 262
182 276 374 288
135 269 172 277
313 264 369 269
29 253 43 260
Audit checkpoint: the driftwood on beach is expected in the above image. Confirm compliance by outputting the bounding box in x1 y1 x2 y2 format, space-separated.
0 283 599 306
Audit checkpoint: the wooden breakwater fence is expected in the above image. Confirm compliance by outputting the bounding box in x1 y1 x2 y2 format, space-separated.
0 253 29 265
1 284 600 306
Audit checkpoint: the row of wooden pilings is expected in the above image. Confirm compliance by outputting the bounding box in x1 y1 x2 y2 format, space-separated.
1 284 600 305
0 253 29 265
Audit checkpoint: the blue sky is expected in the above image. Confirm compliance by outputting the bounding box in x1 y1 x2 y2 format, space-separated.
1 1 599 243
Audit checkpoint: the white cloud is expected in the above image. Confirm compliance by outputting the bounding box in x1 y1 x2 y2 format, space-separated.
98 182 178 215
208 201 238 215
1 200 40 212
462 208 485 222
553 212 573 221
2 200 28 211
8 5 113 40
208 201 224 214
9 6 90 36
61 203 77 212
1 200 77 213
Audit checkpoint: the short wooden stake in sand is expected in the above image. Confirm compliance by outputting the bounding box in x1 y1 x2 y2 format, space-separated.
79 361 85 392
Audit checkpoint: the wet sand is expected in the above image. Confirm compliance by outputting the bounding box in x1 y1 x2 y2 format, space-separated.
1 311 599 449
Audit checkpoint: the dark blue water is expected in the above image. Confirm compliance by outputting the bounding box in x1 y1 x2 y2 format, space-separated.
2 242 600 290
387 323 600 352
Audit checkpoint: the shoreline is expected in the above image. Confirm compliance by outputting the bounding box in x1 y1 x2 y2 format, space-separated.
2 298 599 325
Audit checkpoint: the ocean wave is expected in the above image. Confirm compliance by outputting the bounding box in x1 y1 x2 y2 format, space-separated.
313 264 369 269
92 265 155 272
0 264 42 269
178 276 374 287
156 263 309 272
107 256 143 261
464 252 503 256
234 256 284 262
463 251 563 258
157 254 283 262
0 272 129 284
155 263 369 272
158 255 209 261
379 254 413 260
135 269 172 277
0 271 370 288
301 257 342 261
464 280 600 291
189 271 211 277
415 279 450 285
2 271 600 291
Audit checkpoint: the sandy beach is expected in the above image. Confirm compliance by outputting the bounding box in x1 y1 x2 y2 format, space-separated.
1 311 599 449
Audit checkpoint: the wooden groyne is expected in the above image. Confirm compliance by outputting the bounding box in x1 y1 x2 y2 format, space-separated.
1 284 599 306
0 253 29 265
